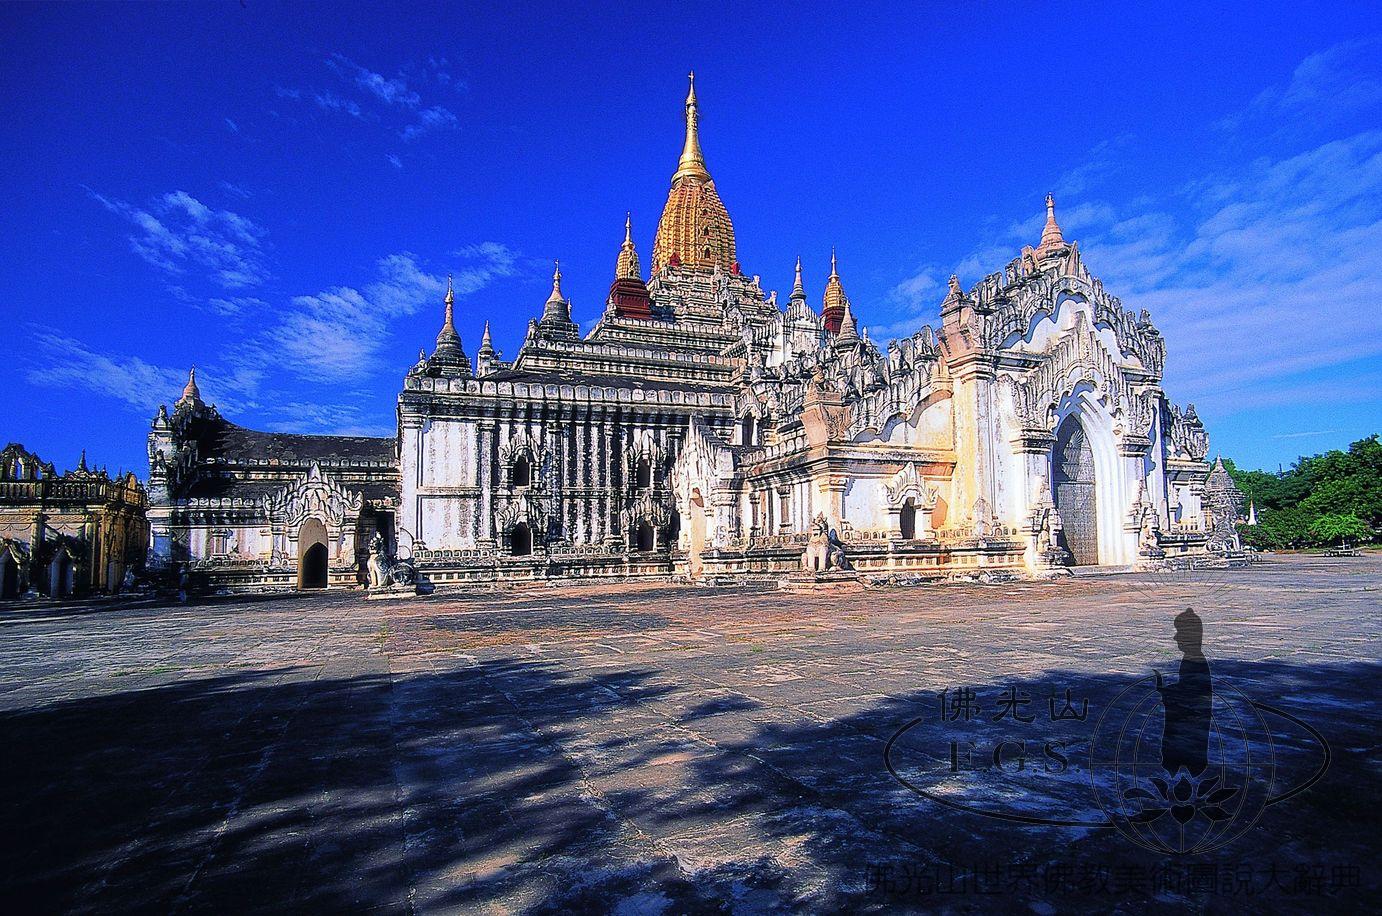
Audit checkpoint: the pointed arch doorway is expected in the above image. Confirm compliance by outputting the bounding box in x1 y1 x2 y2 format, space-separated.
297 518 329 589
1053 415 1099 566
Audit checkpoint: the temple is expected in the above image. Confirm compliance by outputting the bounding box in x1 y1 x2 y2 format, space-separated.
145 74 1236 590
1 443 148 598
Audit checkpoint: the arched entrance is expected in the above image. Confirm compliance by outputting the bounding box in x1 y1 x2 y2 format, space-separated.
635 521 654 552
899 499 917 540
1 551 19 599
1053 415 1099 565
297 518 329 589
510 522 532 556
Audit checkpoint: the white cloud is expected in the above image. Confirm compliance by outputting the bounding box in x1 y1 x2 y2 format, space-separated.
90 189 270 289
1082 130 1382 407
386 153 403 169
312 90 364 119
223 117 239 133
875 268 942 338
261 244 517 383
401 105 458 141
282 54 460 140
24 328 257 415
269 401 394 438
205 295 267 317
1221 36 1382 132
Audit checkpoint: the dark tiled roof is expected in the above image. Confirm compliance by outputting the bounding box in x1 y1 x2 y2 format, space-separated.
195 418 395 464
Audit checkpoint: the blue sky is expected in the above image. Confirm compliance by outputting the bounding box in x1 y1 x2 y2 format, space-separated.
3 1 1380 475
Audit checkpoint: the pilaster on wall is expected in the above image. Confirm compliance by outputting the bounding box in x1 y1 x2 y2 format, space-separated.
938 287 999 533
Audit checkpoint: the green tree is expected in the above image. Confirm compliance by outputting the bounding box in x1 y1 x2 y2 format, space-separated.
1230 435 1381 548
1309 513 1370 546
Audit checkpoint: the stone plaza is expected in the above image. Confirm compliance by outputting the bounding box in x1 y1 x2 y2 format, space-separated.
2 553 1376 913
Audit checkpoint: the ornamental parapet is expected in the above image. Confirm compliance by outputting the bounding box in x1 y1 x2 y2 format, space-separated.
403 376 734 409
179 496 266 510
189 554 292 571
197 456 395 471
413 546 497 566
547 543 627 558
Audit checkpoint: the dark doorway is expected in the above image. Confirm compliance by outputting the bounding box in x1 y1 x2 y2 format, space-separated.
635 459 651 490
511 456 531 488
301 543 328 589
635 522 654 552
899 499 917 540
1053 415 1099 565
1 553 18 599
297 519 329 589
50 553 71 598
511 523 532 556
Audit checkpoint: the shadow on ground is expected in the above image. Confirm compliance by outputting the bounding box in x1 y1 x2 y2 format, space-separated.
1 654 1378 913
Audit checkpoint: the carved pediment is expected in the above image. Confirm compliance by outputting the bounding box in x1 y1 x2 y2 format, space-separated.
261 463 363 529
499 431 548 469
886 462 939 508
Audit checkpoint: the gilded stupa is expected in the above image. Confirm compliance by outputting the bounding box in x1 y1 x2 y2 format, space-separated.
651 72 737 273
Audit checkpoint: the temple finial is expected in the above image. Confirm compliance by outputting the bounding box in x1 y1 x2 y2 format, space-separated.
551 259 563 296
1037 193 1066 256
444 272 454 306
177 366 202 407
829 248 839 279
791 255 805 300
675 71 709 181
616 214 642 280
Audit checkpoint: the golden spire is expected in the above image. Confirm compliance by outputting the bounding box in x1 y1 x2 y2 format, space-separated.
652 73 736 273
674 71 709 182
822 249 846 333
616 212 642 280
791 255 805 301
1036 193 1066 257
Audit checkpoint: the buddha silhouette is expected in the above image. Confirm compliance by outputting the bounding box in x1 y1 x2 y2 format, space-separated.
1155 608 1214 777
